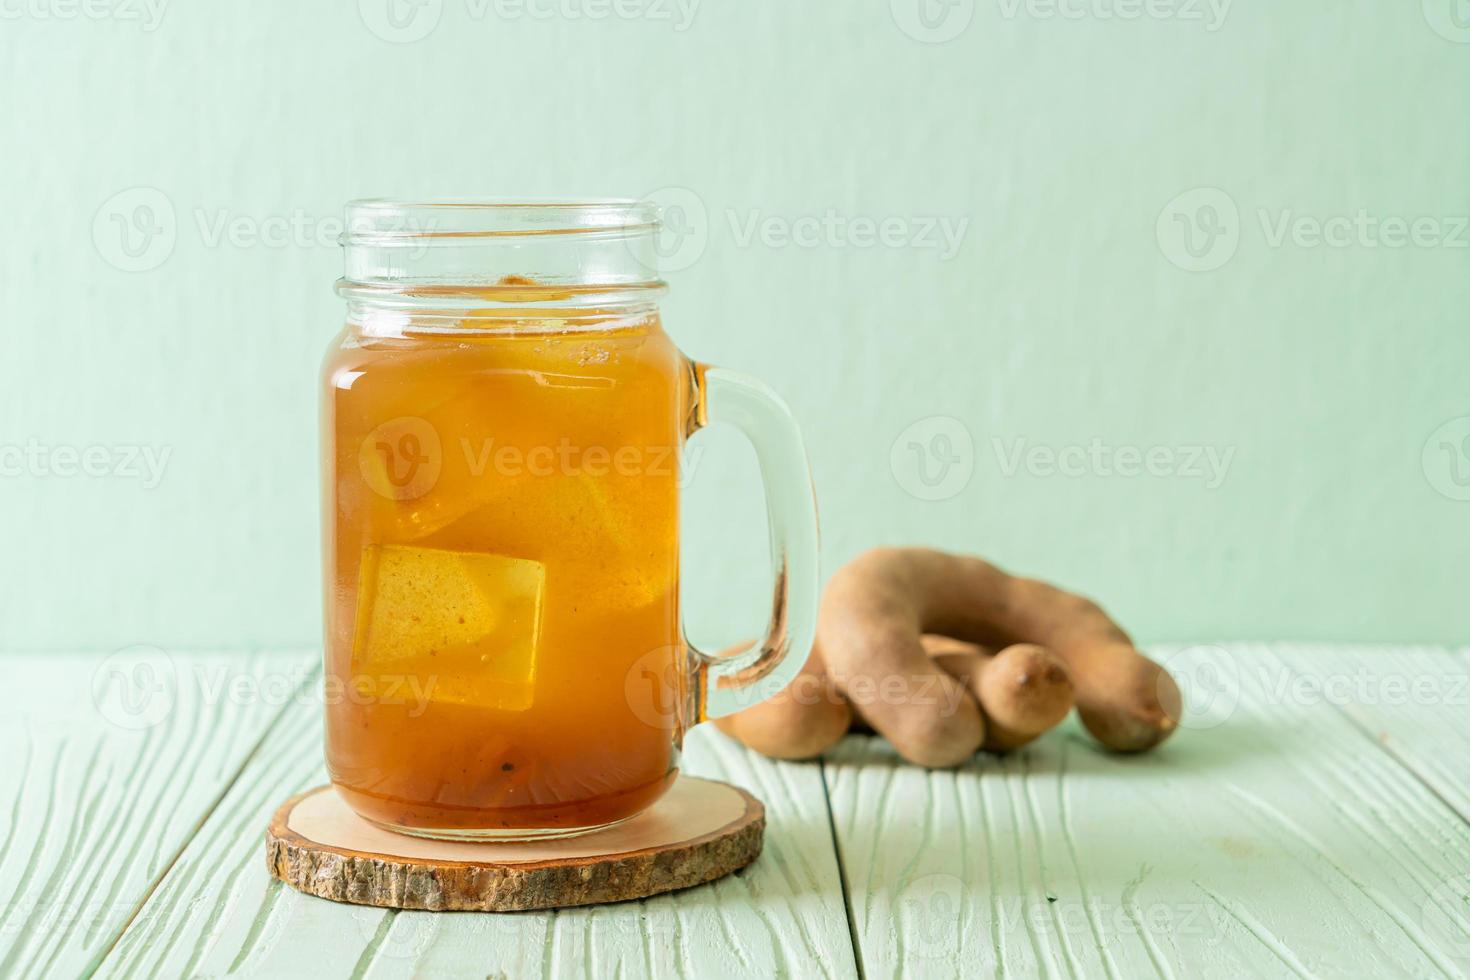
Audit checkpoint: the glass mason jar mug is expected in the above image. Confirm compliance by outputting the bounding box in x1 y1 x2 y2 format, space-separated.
321 200 818 840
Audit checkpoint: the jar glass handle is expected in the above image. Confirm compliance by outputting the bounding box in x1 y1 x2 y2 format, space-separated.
687 364 820 722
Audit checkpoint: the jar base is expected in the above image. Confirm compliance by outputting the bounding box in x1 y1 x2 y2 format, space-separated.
363 813 638 843
329 768 680 842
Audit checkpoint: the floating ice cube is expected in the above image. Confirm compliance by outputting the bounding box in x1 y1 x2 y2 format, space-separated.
352 544 544 711
427 471 675 613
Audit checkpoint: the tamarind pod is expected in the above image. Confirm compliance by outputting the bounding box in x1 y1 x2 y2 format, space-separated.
819 559 985 768
924 636 1075 753
840 549 1181 753
919 634 993 664
711 640 853 760
1061 640 1181 753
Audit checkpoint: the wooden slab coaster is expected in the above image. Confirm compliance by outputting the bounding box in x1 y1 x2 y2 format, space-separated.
266 776 764 912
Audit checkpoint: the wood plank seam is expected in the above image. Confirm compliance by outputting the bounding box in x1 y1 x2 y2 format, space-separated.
818 758 866 980
820 644 1470 978
87 699 856 979
87 661 323 974
96 689 325 977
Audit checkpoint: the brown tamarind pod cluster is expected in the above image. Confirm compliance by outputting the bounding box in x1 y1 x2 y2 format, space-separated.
921 636 1074 753
712 547 1183 767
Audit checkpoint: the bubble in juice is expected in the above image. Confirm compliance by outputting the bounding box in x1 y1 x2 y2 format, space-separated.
351 544 545 711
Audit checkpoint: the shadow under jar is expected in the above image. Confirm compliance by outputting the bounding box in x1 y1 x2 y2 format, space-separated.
321 200 819 840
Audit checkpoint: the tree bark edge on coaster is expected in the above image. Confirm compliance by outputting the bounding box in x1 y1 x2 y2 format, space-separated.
265 777 765 912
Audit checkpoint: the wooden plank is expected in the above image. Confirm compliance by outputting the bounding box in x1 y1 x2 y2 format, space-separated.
94 696 342 980
95 706 858 979
0 650 316 980
1274 644 1470 822
825 643 1470 979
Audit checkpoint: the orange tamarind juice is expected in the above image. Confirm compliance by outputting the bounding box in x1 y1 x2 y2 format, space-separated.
322 287 693 837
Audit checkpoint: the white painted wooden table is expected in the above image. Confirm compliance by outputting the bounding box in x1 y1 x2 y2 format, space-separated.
4 645 1470 979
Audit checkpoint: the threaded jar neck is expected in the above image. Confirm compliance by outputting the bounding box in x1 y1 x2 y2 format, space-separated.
337 200 669 330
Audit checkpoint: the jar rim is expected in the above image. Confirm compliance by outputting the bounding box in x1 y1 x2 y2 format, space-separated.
341 198 661 245
337 198 669 318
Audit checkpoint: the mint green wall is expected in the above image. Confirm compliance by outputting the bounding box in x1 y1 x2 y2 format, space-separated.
2 1 1466 651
